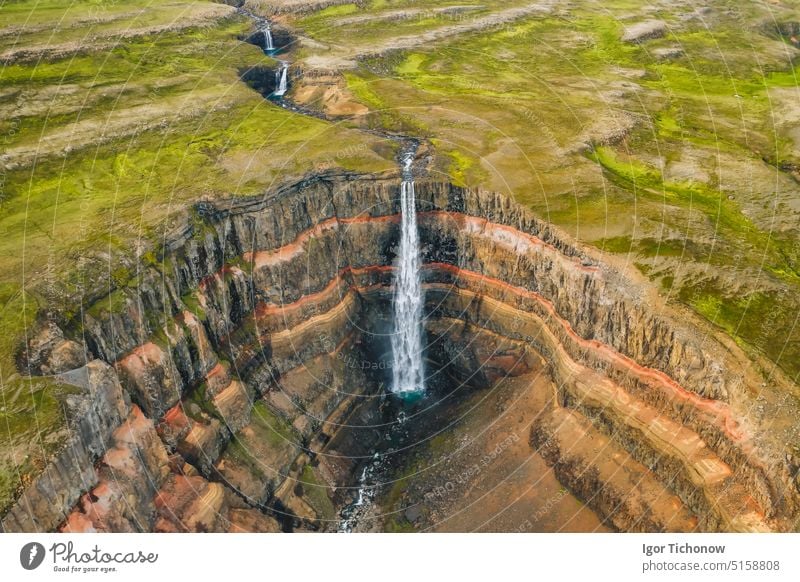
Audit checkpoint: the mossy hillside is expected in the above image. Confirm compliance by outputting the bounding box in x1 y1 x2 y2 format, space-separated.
0 2 258 153
292 0 500 48
0 93 392 334
588 144 800 377
342 15 645 192
0 19 284 160
0 1 226 49
588 145 788 274
677 281 800 383
0 0 197 29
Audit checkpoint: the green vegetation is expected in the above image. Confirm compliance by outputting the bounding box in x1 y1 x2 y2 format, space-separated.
249 400 299 449
0 376 83 508
433 139 484 186
678 282 800 373
181 290 207 321
299 464 337 521
384 515 416 532
588 145 789 272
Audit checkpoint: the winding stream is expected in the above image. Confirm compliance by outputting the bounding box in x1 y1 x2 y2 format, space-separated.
237 8 428 531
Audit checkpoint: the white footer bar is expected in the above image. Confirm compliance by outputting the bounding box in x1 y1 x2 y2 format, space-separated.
1 533 798 581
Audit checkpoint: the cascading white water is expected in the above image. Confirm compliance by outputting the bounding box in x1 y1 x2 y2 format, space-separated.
274 63 288 96
263 25 274 51
390 153 425 395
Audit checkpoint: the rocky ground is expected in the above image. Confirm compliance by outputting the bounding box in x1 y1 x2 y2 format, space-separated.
355 369 610 532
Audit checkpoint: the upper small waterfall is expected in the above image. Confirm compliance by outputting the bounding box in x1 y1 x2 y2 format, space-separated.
263 24 274 51
390 151 425 395
273 62 288 97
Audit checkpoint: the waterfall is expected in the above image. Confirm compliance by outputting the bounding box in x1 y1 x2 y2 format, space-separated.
263 25 274 51
390 153 425 395
273 62 288 97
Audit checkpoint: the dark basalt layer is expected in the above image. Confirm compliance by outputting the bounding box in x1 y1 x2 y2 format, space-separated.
4 171 799 533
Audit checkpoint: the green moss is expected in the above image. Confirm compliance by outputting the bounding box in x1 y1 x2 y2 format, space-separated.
0 375 83 510
383 473 411 513
111 267 133 288
141 251 160 268
299 464 337 521
296 2 490 46
85 288 128 319
691 293 724 323
589 145 800 284
225 437 261 476
385 516 416 532
397 53 427 76
313 3 359 18
249 400 298 449
677 282 800 379
343 71 430 134
594 235 716 263
434 141 479 187
590 146 656 184
223 399 300 484
574 15 642 68
595 236 634 254
181 291 207 321
186 381 217 422
343 72 387 110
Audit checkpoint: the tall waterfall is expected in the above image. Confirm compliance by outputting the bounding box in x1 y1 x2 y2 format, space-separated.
274 62 288 97
390 153 425 395
263 25 274 51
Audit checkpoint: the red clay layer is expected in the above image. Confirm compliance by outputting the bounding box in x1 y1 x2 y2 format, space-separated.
238 211 596 274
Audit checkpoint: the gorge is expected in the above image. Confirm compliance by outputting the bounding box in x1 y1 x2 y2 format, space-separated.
3 163 799 533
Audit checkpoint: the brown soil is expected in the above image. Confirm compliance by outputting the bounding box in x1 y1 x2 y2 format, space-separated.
358 364 610 532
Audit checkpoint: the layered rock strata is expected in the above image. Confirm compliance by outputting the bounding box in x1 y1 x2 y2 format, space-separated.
3 172 798 532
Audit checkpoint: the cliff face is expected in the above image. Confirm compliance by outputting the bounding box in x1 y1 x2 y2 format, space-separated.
4 172 799 532
1 361 129 532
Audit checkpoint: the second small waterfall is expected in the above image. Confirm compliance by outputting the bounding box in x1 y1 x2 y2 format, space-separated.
390 152 425 395
273 62 288 97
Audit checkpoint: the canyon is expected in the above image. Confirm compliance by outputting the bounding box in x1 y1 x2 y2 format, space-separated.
3 163 799 532
3 0 800 535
